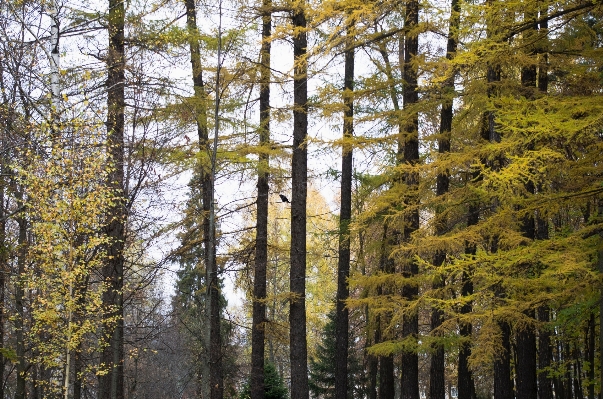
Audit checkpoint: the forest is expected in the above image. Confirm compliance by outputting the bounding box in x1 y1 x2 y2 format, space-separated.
0 0 602 397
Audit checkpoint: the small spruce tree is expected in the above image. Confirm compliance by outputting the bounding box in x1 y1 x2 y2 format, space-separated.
240 362 288 399
309 311 366 399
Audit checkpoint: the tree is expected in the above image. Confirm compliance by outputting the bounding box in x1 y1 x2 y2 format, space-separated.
98 0 127 396
242 362 288 399
309 310 366 399
334 10 355 399
289 0 310 398
251 0 272 397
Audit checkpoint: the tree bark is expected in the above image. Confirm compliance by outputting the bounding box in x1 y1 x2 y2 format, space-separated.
14 201 27 399
184 0 213 396
598 198 603 399
334 18 354 399
401 2 419 399
430 1 459 397
251 2 271 398
98 0 126 397
289 3 309 399
377 225 394 399
494 321 513 399
0 146 5 399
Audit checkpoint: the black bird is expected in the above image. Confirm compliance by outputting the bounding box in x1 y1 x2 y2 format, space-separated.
279 194 290 203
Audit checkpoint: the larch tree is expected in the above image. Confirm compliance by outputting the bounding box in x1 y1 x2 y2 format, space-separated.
289 0 309 397
430 0 460 398
251 0 272 397
183 0 213 395
334 9 355 399
400 1 420 398
98 0 127 396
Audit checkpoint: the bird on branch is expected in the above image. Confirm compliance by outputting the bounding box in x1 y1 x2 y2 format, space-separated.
279 194 290 203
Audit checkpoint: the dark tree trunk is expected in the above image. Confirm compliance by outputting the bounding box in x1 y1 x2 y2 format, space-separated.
379 355 394 399
0 162 5 399
334 19 354 399
516 7 541 398
538 306 553 399
516 312 538 399
184 0 214 396
430 1 459 397
289 4 309 399
251 3 271 399
458 268 475 399
14 206 27 399
376 226 394 399
588 314 595 399
494 321 513 399
98 0 126 398
400 2 420 399
574 345 584 399
459 159 479 399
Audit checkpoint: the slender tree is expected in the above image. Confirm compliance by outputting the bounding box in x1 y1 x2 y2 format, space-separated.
251 0 272 398
334 15 354 399
289 0 309 396
401 1 420 398
98 0 126 396
430 0 460 397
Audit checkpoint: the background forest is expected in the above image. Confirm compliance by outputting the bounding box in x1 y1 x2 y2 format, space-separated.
0 0 602 398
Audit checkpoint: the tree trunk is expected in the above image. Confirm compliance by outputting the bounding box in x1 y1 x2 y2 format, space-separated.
0 150 5 399
334 19 354 399
377 225 394 399
14 203 27 399
588 314 595 399
251 2 271 398
289 3 309 399
184 0 213 396
430 1 459 397
538 306 553 399
458 266 475 399
598 200 603 399
208 6 223 397
494 321 513 399
401 2 419 399
516 311 538 399
98 0 126 397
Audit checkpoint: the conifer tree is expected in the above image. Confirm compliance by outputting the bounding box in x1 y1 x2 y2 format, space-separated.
99 0 126 396
334 12 355 399
430 0 459 397
251 0 272 397
289 0 309 397
400 1 420 398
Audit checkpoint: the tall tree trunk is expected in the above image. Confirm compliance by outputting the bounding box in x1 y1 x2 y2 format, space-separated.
516 311 538 399
251 2 271 398
289 3 309 399
538 307 553 399
587 314 595 399
0 148 5 399
98 0 126 397
430 1 459 397
401 2 419 399
535 6 552 399
208 6 223 398
14 201 27 399
334 18 354 399
598 200 603 399
494 321 513 399
379 355 394 399
516 5 540 398
460 185 477 399
184 0 212 396
368 328 378 399
377 225 394 399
